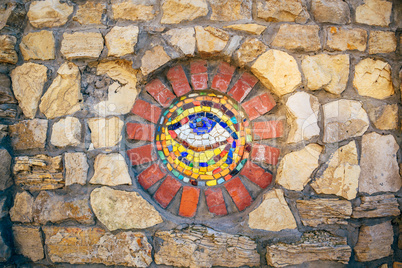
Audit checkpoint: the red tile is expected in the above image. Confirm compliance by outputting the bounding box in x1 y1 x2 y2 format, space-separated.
191 73 208 90
126 122 155 141
127 144 157 166
190 60 207 73
137 163 166 190
154 175 182 208
240 161 272 189
211 62 235 93
179 186 200 217
224 177 252 211
166 65 191 96
228 73 258 102
131 99 161 124
205 187 227 215
251 143 280 166
242 92 276 121
145 79 176 107
253 120 284 140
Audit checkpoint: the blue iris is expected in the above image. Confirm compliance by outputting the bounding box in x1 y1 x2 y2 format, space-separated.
189 116 216 135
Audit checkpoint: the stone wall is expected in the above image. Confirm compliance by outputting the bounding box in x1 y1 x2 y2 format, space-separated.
0 0 401 267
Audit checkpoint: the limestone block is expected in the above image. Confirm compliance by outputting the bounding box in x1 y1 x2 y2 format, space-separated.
163 27 196 56
326 27 367 52
88 117 123 149
161 0 208 24
64 152 88 186
12 226 44 261
140 46 171 76
0 74 16 104
20 30 55 60
0 4 14 31
369 104 398 130
10 191 34 223
50 117 81 147
195 26 229 56
234 38 267 67
311 0 350 24
369 31 397 54
73 1 105 25
224 24 266 35
257 0 309 23
111 0 156 21
0 149 12 191
271 24 321 52
352 194 400 218
0 35 17 64
105 26 139 57
61 32 104 60
89 153 131 186
9 119 47 150
356 0 392 27
209 0 252 21
27 0 73 28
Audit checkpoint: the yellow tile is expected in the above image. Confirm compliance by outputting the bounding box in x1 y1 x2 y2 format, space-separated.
206 171 213 175
206 180 217 186
178 146 186 152
213 148 221 155
187 154 194 161
194 106 202 113
191 173 199 179
205 150 214 159
167 164 173 171
193 168 199 173
200 167 207 172
188 108 195 114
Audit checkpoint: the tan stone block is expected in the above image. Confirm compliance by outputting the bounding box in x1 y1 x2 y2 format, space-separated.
369 104 398 130
111 0 156 21
224 24 266 35
0 3 14 31
161 0 208 24
311 0 350 24
73 1 105 25
163 27 196 56
10 191 34 223
271 24 321 52
209 0 252 21
50 117 81 147
369 31 397 54
257 0 309 23
28 0 73 28
326 27 367 52
352 194 400 218
105 26 139 57
140 46 171 76
0 35 17 64
12 226 44 261
90 153 131 186
87 117 123 149
61 32 104 60
65 152 88 186
234 38 267 67
356 0 392 27
20 30 55 60
195 26 229 56
0 74 15 104
9 119 47 150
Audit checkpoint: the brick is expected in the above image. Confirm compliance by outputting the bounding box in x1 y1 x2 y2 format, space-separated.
205 187 227 215
179 186 200 217
211 62 235 92
253 120 284 140
191 60 208 90
251 144 280 166
228 72 258 102
190 60 207 73
126 122 154 141
240 161 272 189
154 175 182 208
137 163 166 190
242 92 276 121
131 99 162 124
167 65 192 96
127 144 157 166
145 79 176 107
224 177 252 211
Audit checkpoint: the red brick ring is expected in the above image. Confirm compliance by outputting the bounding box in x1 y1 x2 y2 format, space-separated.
126 60 283 218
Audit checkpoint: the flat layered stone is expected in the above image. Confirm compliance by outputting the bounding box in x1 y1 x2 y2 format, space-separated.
271 24 321 52
9 119 47 150
50 117 81 147
266 231 352 267
369 104 398 130
277 144 322 191
323 99 369 143
163 27 195 56
61 32 104 60
111 0 156 21
297 199 352 227
224 24 266 35
13 154 64 191
285 92 320 143
88 117 123 149
251 50 301 97
140 46 171 76
12 226 44 262
105 26 139 57
234 38 267 67
359 133 401 194
257 0 309 23
155 226 259 267
161 0 208 24
27 0 73 28
326 27 367 52
0 149 12 191
20 30 55 60
352 194 400 218
10 63 48 119
354 58 394 99
0 35 17 64
90 186 163 231
65 152 88 186
0 107 16 118
73 1 105 25
354 221 393 262
248 189 297 231
39 62 82 119
311 141 360 200
195 26 229 56
311 0 350 24
90 153 131 186
44 226 152 267
301 54 350 94
0 74 15 104
209 0 252 21
10 191 34 223
356 0 392 26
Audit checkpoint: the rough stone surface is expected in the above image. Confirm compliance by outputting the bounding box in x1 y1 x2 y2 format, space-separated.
311 0 350 24
163 27 195 56
359 132 401 194
0 229 10 262
39 62 82 119
12 226 44 262
105 26 139 57
61 32 104 60
0 74 15 104
0 4 14 31
266 231 352 267
285 92 320 143
90 186 163 231
50 117 81 147
251 50 301 97
277 144 322 191
161 0 208 24
141 46 171 76
10 63 48 119
44 226 153 267
356 0 392 27
0 149 12 191
354 221 393 262
88 117 123 149
13 154 64 191
155 226 259 268
224 24 266 35
195 26 229 56
27 0 73 28
297 199 352 227
0 35 17 64
9 119 48 150
369 31 397 54
20 30 55 60
248 189 297 231
301 54 349 95
323 99 369 143
369 104 398 130
311 141 360 200
10 191 34 223
257 0 309 23
73 1 105 25
271 24 321 52
326 27 367 52
234 38 267 67
352 194 400 218
65 152 88 186
209 0 252 21
111 0 156 21
90 153 131 186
